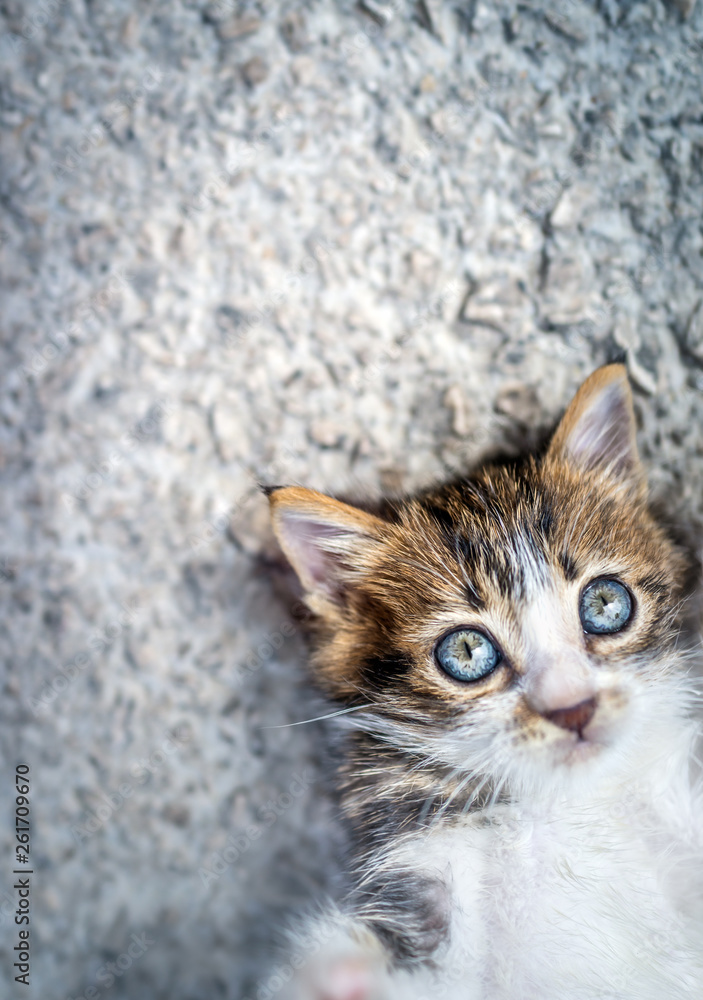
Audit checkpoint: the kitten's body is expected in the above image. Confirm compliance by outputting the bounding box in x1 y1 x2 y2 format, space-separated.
331 732 703 1000
266 367 703 1000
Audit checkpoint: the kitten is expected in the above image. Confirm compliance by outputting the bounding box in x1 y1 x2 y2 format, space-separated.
265 365 703 1000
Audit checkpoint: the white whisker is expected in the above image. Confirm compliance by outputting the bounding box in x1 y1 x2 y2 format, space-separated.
261 703 372 729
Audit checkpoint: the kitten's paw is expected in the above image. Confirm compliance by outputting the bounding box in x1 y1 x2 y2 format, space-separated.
316 956 377 1000
300 956 389 1000
280 920 392 1000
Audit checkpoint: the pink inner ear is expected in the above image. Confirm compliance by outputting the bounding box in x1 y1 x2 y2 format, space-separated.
278 514 351 595
566 382 634 475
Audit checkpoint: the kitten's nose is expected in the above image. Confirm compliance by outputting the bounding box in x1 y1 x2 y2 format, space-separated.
543 697 597 737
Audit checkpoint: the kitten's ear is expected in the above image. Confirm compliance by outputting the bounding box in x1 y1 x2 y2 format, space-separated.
546 365 644 486
267 486 386 605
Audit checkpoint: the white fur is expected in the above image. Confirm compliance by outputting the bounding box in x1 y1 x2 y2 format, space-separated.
388 731 703 1000
520 586 597 713
277 659 703 1000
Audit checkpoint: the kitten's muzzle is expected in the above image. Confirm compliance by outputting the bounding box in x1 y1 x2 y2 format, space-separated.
543 697 598 738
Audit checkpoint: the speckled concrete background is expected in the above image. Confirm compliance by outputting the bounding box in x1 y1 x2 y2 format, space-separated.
1 1 703 998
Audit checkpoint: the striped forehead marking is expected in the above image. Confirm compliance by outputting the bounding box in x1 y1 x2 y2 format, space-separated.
425 504 552 606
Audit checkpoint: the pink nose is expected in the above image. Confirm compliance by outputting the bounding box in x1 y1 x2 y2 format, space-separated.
543 697 597 737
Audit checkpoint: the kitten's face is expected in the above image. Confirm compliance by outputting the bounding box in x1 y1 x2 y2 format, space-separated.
269 367 689 799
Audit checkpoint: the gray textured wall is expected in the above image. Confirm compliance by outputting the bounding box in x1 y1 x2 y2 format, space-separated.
2 1 703 998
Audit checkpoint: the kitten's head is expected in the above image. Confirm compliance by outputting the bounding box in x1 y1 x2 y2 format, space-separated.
268 366 691 800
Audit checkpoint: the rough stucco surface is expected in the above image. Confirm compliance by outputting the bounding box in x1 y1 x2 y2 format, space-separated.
1 0 703 997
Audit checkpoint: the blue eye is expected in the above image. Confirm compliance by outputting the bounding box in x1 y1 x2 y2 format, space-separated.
580 578 633 634
435 628 501 682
